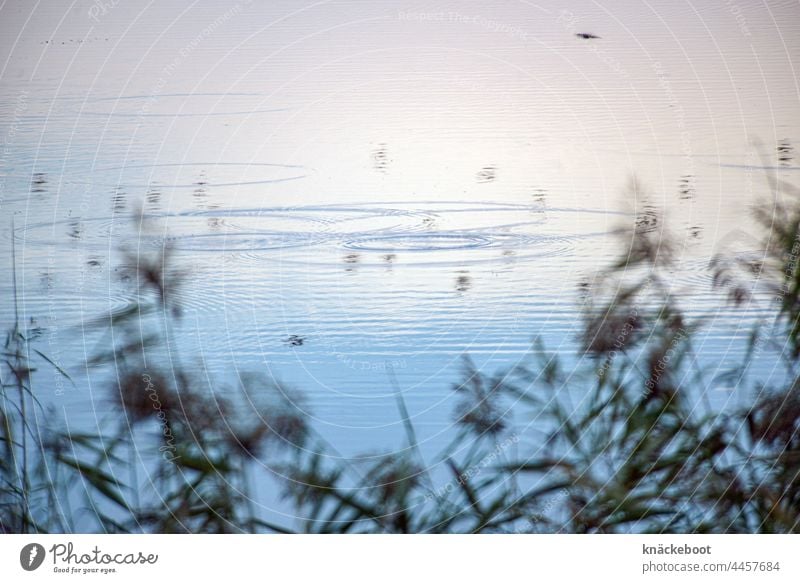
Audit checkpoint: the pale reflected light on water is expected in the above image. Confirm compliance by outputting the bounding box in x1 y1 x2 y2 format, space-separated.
1 0 798 461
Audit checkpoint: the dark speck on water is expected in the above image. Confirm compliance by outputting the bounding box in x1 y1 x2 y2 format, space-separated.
476 166 497 183
285 335 305 347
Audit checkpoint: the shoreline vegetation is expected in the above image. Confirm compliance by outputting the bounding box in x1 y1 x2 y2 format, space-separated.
2 167 799 533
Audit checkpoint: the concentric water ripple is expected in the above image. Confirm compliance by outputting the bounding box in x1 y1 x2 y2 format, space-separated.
343 233 493 252
14 202 618 268
169 231 323 251
75 92 284 118
64 162 309 189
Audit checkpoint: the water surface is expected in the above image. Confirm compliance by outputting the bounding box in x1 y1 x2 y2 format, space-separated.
1 0 798 468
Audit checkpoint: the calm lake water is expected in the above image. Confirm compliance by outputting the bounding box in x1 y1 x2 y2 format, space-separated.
1 1 799 496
